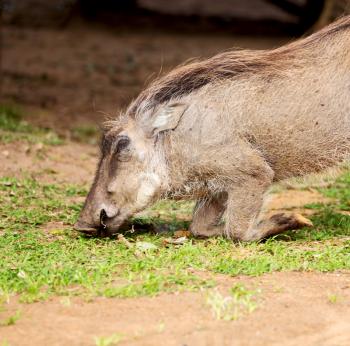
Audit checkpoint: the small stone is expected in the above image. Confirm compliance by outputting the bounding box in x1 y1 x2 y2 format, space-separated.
2 181 12 186
34 142 44 151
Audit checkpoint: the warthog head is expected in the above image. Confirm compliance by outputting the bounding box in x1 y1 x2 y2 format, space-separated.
74 103 188 236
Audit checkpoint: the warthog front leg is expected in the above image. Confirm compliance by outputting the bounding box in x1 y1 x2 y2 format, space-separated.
189 186 313 241
190 151 313 241
189 192 227 237
224 167 313 241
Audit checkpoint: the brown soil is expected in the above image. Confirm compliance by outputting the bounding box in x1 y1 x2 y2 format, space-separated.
1 140 96 185
1 22 290 133
265 189 332 217
1 271 350 346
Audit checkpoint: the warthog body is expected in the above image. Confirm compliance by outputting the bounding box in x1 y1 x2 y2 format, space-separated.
75 16 350 241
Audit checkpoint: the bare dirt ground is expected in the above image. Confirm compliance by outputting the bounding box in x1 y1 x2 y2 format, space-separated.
1 271 350 346
0 140 97 185
1 21 290 133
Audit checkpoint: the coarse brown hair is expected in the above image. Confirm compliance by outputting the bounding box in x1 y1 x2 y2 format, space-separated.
127 15 350 117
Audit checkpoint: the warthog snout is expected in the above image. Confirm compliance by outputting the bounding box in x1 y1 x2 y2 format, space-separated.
74 198 121 236
73 220 98 234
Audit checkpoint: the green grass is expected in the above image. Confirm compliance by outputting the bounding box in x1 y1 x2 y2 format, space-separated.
0 170 349 303
0 104 63 145
206 284 259 321
327 293 341 304
71 125 99 145
0 310 21 327
318 173 350 211
94 333 123 346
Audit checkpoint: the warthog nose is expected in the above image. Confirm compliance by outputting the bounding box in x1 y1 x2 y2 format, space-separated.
100 209 107 229
100 204 119 218
99 207 119 228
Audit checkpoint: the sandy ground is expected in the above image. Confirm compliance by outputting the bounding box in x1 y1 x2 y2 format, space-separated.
1 22 290 133
1 271 350 346
0 140 97 185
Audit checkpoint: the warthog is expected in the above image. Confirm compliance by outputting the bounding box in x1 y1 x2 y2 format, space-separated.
75 16 350 241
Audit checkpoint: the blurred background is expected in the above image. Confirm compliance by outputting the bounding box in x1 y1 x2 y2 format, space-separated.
1 0 350 139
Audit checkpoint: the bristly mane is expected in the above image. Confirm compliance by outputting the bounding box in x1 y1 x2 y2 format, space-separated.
127 15 350 117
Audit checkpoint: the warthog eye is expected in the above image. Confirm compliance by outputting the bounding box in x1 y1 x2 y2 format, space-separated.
114 136 131 162
116 136 130 153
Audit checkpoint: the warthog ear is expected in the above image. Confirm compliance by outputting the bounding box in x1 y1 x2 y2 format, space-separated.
145 103 188 137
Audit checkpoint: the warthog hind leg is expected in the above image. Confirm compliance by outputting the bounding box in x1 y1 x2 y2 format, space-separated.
246 212 313 241
189 192 227 237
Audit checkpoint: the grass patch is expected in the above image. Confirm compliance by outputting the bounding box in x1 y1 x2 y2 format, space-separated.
327 294 341 304
0 104 63 145
0 310 21 327
0 171 349 302
206 284 259 321
94 333 123 346
318 172 350 211
71 125 99 145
